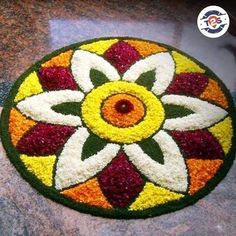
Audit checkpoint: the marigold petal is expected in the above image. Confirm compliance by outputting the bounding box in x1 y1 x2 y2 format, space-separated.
209 117 233 154
14 71 43 102
20 154 56 186
9 108 37 146
200 79 228 108
187 159 223 195
79 39 118 55
124 40 167 57
129 182 184 211
172 51 205 74
62 178 112 209
41 50 73 68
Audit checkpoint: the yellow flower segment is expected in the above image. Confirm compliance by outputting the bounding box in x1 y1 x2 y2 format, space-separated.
81 81 165 143
14 71 43 102
172 51 205 74
209 117 233 154
79 39 119 55
129 182 184 210
20 154 56 186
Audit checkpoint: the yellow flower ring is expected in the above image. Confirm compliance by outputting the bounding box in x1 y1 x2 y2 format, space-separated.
81 81 164 143
1 37 235 219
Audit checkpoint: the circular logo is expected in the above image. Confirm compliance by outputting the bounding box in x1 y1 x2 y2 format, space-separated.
1 38 235 218
197 6 230 38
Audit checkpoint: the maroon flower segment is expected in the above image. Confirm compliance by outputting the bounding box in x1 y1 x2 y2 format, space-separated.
115 99 134 114
104 41 141 73
16 123 75 156
166 73 209 96
171 130 224 159
38 67 78 90
98 151 144 208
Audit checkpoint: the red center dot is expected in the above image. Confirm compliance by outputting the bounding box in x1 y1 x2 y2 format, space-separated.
115 99 134 114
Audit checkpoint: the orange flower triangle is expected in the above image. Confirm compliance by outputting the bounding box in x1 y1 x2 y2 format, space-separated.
187 159 223 195
61 178 112 209
9 108 37 146
41 50 73 68
200 79 228 108
124 40 167 57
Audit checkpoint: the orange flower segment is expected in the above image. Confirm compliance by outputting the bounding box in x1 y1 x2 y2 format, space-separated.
9 108 37 146
200 79 228 108
101 94 145 127
41 50 73 68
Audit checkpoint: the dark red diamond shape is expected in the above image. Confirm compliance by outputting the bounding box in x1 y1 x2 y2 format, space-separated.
166 73 209 96
98 151 144 208
171 130 224 159
16 123 75 156
38 66 78 90
104 41 141 73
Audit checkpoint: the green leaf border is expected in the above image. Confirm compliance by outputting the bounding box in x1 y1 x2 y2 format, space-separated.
0 37 236 219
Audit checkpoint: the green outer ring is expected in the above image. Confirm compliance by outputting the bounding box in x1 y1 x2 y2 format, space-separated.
1 37 236 219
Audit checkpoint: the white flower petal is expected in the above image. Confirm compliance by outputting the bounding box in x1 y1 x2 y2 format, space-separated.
161 95 228 131
71 50 120 93
55 127 120 190
17 90 84 126
123 130 188 192
123 52 175 95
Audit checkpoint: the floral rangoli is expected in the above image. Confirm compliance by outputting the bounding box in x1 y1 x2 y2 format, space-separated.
1 37 235 218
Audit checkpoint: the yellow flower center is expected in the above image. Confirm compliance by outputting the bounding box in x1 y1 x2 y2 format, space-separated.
81 81 165 143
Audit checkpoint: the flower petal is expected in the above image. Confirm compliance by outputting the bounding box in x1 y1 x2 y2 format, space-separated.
71 50 120 93
124 130 188 192
55 127 120 190
161 95 227 131
123 52 175 95
17 90 84 127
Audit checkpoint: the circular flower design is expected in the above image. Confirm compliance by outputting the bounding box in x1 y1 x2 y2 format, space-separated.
1 38 235 218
